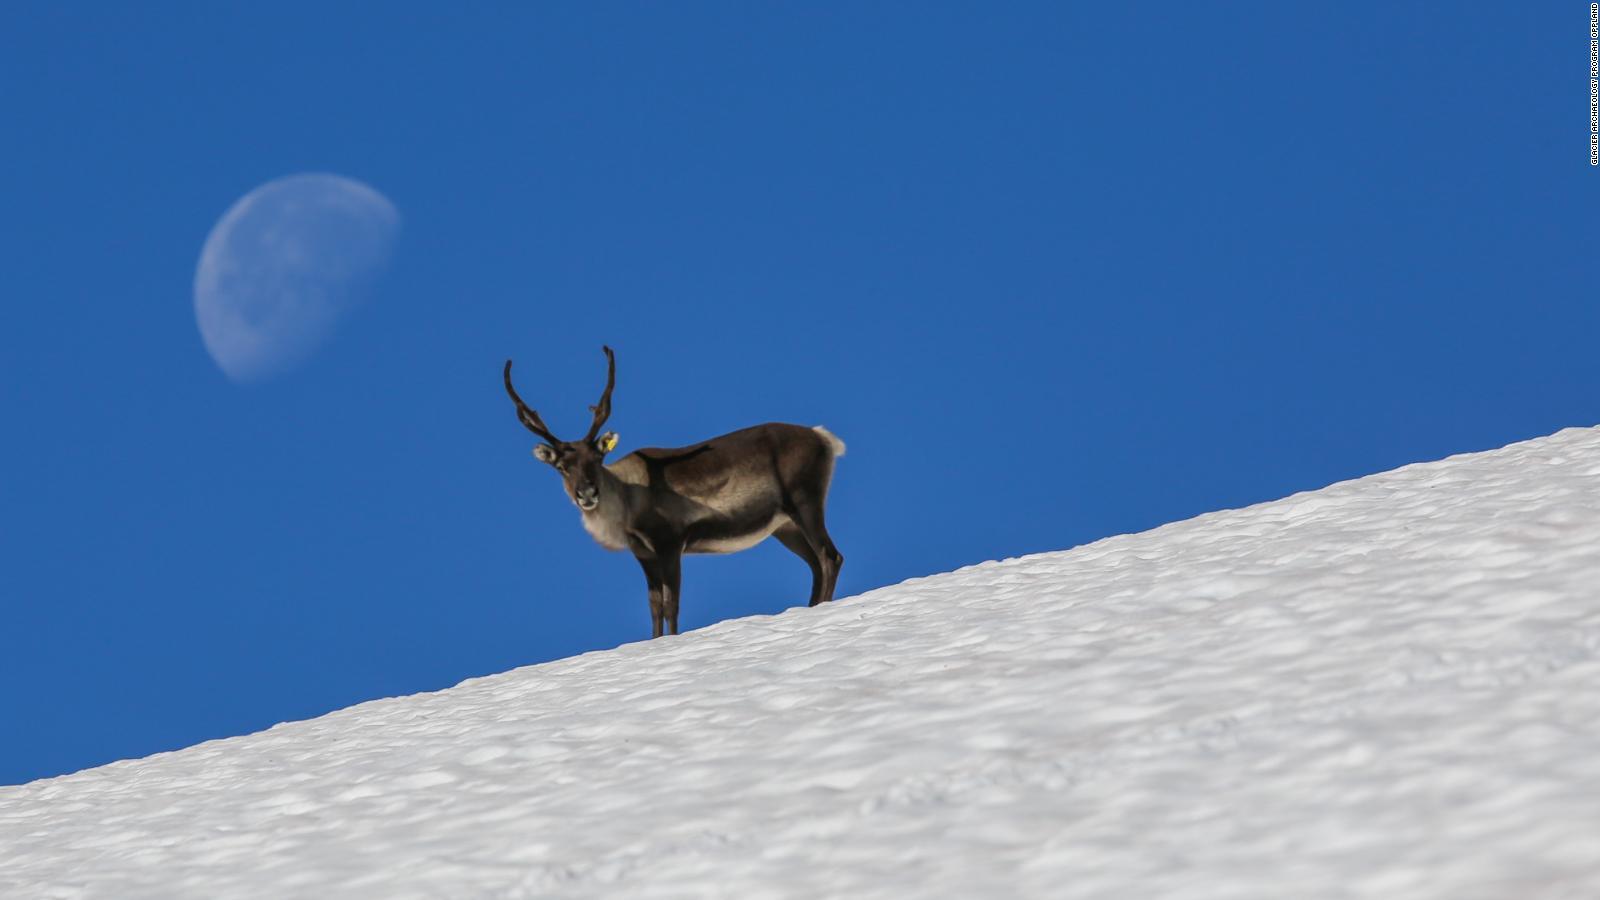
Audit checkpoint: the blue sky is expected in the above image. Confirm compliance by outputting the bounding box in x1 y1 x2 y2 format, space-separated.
1 4 1595 785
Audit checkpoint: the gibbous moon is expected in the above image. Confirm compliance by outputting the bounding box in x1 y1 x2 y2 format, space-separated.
194 174 400 382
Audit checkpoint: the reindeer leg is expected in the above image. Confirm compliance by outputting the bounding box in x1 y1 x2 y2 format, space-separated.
787 502 843 604
819 531 843 603
774 524 826 607
658 545 684 636
636 554 665 639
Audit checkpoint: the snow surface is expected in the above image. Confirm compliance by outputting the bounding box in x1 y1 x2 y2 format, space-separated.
6 427 1600 899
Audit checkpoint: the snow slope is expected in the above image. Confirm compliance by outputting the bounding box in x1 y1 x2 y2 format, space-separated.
5 427 1600 899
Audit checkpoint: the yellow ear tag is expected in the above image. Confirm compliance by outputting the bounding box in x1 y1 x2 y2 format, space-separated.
600 433 619 453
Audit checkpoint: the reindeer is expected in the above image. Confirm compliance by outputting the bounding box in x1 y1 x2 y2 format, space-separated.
503 346 845 638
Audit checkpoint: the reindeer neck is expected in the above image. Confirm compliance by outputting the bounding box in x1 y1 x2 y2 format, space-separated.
580 465 636 552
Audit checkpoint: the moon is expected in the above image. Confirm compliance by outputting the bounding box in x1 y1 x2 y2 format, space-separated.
194 174 400 382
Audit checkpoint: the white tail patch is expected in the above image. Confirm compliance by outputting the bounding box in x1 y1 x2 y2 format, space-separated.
813 426 847 457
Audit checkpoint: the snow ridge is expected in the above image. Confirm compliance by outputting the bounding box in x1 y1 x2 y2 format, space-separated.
4 427 1600 899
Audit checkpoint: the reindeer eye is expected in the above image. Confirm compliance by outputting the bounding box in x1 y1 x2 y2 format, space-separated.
555 462 568 473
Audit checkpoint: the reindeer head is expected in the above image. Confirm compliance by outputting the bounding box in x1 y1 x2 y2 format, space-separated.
504 346 620 511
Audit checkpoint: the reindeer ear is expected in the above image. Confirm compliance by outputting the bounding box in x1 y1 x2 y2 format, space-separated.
597 432 619 454
532 444 558 464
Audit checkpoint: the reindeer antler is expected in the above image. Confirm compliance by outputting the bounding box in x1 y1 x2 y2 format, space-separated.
503 359 560 445
583 345 617 443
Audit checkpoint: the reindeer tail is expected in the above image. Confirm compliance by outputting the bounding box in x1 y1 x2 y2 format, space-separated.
812 426 847 458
